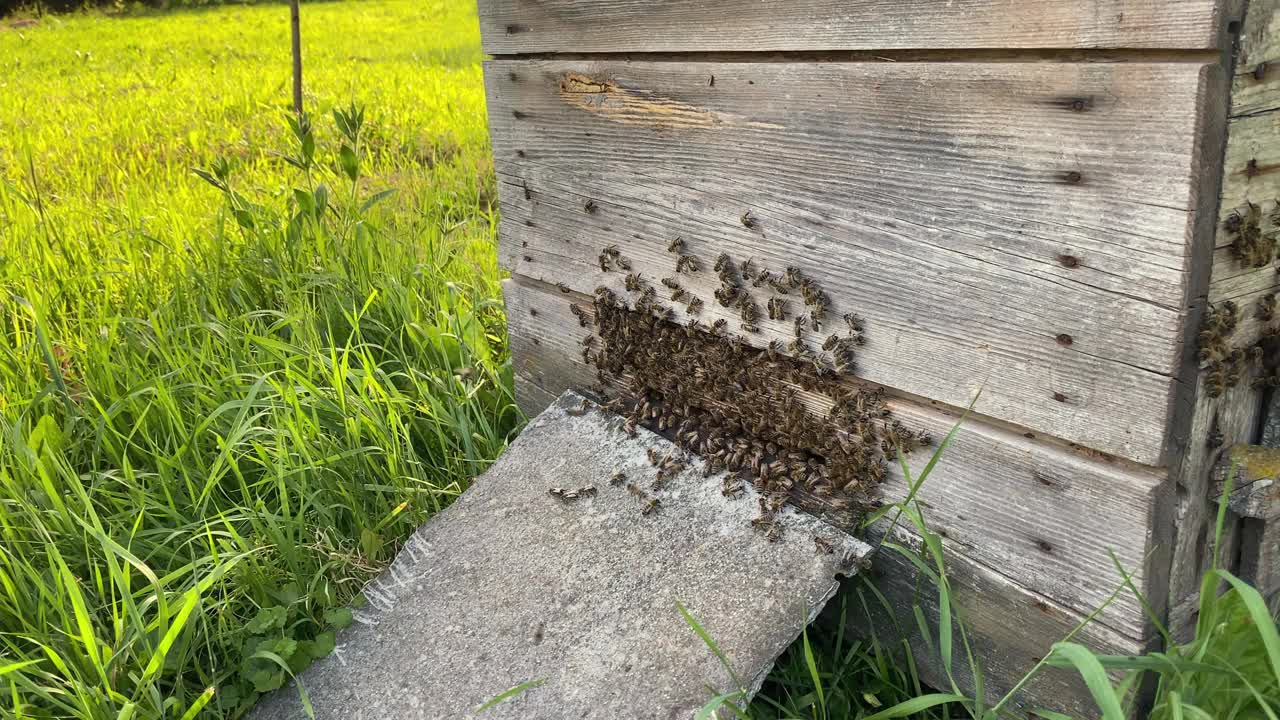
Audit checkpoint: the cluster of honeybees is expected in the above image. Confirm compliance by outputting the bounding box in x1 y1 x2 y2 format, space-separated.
1197 293 1280 398
1225 202 1278 269
574 241 930 536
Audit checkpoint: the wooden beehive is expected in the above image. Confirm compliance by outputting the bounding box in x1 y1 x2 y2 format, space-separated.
475 0 1280 714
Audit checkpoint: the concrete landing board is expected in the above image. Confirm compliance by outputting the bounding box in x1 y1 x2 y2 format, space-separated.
249 391 873 720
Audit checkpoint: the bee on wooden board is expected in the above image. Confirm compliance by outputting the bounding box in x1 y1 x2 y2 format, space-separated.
687 297 704 315
741 210 759 229
675 254 700 275
556 282 572 294
668 237 685 254
767 297 787 321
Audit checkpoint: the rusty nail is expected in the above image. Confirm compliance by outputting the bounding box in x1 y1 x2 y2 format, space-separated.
1053 392 1068 402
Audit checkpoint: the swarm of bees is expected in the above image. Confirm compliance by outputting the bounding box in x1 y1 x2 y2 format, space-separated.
1196 292 1280 398
572 244 931 531
1225 202 1276 269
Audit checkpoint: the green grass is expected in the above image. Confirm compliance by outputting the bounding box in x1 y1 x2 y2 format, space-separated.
1 2 517 717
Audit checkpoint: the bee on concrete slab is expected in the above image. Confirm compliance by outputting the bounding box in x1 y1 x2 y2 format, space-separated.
610 471 627 486
814 536 835 555
579 485 598 497
648 448 662 465
566 397 590 416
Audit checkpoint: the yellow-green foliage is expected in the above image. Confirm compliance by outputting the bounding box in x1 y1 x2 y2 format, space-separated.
0 3 517 718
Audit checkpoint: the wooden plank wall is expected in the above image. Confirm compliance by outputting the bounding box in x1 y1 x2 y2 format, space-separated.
474 0 1269 713
1167 0 1280 642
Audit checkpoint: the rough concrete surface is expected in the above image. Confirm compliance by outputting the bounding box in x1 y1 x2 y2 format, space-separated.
249 391 872 720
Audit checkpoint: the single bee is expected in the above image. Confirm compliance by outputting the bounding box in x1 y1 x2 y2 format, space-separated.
712 319 728 335
566 397 590 416
767 297 787 321
843 313 863 332
753 269 772 288
556 282 571 294
793 314 807 338
584 199 598 213
579 485 598 497
668 237 685 254
672 288 689 302
740 258 756 279
616 256 632 271
741 210 759 229
610 471 627 486
686 297 704 315
765 523 783 543
675 253 706 272
783 266 803 288
597 253 611 272
823 334 841 352
604 244 621 257
766 339 784 361
809 310 823 331
741 323 760 333
714 252 732 274
661 277 681 290
647 447 662 465
624 273 645 292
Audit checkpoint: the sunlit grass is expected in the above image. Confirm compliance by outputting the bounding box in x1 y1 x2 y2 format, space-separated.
0 2 517 717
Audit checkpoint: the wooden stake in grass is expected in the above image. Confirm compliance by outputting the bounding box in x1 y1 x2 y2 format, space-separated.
290 0 303 115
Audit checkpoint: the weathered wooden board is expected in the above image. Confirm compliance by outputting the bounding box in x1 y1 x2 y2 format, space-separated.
1229 0 1280 118
504 275 1169 640
478 0 1226 54
1166 0 1278 643
487 59 1221 465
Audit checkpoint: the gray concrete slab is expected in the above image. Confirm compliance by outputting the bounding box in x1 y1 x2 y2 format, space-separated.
249 391 872 720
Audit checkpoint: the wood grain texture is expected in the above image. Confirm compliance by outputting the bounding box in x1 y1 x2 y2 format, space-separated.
1229 0 1280 117
487 58 1220 465
503 274 1168 640
1166 0 1278 643
477 0 1226 54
